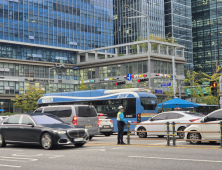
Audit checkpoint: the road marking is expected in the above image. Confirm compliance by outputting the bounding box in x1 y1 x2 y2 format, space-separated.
0 164 21 168
0 156 38 162
0 149 23 152
111 147 123 149
12 154 43 157
129 156 222 163
151 141 185 145
45 155 64 159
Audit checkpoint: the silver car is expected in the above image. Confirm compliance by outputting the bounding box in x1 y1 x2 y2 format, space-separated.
34 105 99 140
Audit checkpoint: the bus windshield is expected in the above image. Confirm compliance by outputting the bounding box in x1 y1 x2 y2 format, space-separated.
140 97 157 110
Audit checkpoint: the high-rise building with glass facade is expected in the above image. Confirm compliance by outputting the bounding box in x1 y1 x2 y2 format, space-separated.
0 0 114 63
113 0 165 54
0 0 114 112
192 0 221 75
164 0 193 69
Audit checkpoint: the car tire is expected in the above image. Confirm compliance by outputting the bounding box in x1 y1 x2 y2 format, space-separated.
137 127 147 138
41 133 54 150
104 132 111 136
89 136 93 140
0 133 6 147
187 132 201 144
177 127 186 139
75 143 84 147
157 135 164 138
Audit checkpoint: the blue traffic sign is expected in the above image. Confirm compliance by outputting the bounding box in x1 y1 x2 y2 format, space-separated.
127 73 132 81
161 82 171 87
155 89 163 94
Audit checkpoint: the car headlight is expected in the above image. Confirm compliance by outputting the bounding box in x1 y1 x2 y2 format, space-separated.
53 130 66 134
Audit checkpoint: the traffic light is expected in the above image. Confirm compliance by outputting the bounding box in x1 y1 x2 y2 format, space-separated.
115 81 125 85
137 78 148 82
210 81 217 96
137 113 141 123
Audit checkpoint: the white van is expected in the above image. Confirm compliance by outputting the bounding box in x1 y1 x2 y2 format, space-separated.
34 105 100 140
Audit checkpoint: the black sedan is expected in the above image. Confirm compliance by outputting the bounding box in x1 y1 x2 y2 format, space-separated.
0 113 89 150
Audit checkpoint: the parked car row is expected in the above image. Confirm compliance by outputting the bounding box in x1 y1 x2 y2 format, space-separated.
135 111 204 139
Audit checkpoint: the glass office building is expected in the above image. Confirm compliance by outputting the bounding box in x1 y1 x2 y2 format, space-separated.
165 0 193 69
0 0 114 112
192 0 222 75
113 0 165 54
0 0 114 63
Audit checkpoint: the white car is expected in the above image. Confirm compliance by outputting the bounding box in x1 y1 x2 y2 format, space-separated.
97 113 114 136
135 111 203 139
184 109 222 144
0 116 8 123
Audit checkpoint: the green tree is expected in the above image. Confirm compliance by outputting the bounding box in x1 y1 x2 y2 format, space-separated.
165 85 174 100
11 87 45 112
124 83 133 88
79 79 88 91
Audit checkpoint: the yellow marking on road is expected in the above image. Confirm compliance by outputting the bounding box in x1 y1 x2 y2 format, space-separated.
86 143 222 150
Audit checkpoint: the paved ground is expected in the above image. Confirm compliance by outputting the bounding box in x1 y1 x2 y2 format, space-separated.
0 134 222 170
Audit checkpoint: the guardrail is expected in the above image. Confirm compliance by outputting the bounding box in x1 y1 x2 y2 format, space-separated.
126 121 222 148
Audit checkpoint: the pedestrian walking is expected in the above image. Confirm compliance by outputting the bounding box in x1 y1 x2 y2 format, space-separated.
117 106 128 145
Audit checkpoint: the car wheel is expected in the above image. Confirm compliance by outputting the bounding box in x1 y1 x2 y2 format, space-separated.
137 127 147 138
177 127 186 139
41 133 54 150
104 132 111 136
157 135 164 138
187 132 201 144
0 133 6 147
75 143 84 147
89 136 93 140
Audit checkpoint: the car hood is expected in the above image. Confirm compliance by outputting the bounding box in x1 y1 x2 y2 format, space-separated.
40 123 84 130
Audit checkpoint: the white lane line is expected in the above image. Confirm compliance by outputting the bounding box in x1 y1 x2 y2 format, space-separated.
111 147 123 149
0 149 23 151
0 159 30 162
0 164 21 168
12 154 43 157
129 156 222 163
45 155 64 159
0 156 38 161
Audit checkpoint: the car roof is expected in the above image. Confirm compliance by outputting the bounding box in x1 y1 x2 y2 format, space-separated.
9 113 54 117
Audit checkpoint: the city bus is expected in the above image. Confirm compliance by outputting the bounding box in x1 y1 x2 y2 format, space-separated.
37 88 158 132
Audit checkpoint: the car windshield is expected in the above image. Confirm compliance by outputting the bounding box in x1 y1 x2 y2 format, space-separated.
185 112 204 117
32 115 63 124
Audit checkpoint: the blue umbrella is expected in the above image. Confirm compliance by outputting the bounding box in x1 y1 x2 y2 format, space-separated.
0 109 4 111
158 98 201 109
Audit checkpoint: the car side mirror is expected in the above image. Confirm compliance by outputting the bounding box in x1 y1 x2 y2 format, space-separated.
27 122 34 127
150 118 153 121
204 117 208 122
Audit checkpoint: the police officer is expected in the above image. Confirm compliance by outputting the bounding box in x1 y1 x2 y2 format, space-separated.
117 106 128 145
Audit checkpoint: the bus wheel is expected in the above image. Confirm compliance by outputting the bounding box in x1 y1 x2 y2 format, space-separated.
137 127 147 138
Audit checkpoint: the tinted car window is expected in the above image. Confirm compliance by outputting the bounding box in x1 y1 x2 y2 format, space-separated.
6 116 21 124
207 111 222 121
178 114 184 118
152 113 167 120
34 108 43 113
167 113 180 119
43 107 58 115
141 97 157 110
21 116 33 124
32 115 63 124
185 112 203 117
76 106 97 117
57 107 72 118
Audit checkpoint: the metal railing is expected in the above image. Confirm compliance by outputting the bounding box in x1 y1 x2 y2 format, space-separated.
126 121 222 148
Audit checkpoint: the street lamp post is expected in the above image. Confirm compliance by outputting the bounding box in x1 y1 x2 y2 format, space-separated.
124 5 151 89
0 101 4 116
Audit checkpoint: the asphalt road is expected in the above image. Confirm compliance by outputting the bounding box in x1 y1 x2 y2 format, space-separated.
0 134 222 170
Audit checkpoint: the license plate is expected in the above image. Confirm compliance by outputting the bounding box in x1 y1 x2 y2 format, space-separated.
85 125 92 128
104 125 110 128
73 138 83 142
